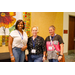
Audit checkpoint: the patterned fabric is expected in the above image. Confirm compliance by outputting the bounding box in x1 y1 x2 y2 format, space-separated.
5 35 9 46
27 36 46 55
0 12 16 28
0 35 2 46
0 12 16 47
23 12 31 37
47 51 59 59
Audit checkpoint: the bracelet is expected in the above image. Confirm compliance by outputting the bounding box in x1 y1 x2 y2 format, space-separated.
10 55 14 58
11 56 14 58
59 54 63 56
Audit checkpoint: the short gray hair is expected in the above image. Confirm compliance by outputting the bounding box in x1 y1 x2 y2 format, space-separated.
49 25 55 30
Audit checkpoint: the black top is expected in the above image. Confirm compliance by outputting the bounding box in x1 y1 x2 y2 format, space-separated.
27 36 46 55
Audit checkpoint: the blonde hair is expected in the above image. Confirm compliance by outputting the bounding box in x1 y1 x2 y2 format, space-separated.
31 26 38 31
49 25 55 30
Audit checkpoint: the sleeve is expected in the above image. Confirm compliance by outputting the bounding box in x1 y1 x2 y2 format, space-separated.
58 35 64 45
9 31 15 38
45 37 48 46
41 37 46 52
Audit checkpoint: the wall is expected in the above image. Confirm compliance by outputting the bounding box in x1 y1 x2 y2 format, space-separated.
15 12 23 20
31 12 63 39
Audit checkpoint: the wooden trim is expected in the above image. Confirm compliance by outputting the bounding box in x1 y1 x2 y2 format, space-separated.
0 52 10 60
64 53 68 56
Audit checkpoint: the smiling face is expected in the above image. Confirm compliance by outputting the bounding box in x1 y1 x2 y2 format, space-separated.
17 21 24 31
16 20 24 30
49 27 55 36
32 27 38 36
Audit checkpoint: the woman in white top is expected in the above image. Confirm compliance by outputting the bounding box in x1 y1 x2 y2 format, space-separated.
8 20 28 62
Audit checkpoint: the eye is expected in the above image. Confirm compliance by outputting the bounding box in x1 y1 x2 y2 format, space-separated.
21 24 23 25
18 24 20 25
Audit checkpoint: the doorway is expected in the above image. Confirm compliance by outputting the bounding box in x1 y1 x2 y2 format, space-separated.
68 16 75 54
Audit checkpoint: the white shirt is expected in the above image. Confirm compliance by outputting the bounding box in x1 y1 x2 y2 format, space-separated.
10 30 28 48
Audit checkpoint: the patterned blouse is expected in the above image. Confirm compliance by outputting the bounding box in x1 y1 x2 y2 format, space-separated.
45 34 64 59
27 36 46 55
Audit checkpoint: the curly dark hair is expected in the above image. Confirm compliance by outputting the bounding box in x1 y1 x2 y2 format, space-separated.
15 19 25 30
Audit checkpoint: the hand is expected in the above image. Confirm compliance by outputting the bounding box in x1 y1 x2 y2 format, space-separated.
21 46 27 51
58 56 62 61
11 56 15 62
43 57 46 62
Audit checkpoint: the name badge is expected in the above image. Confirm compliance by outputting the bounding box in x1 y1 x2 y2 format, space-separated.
31 49 36 53
48 46 52 50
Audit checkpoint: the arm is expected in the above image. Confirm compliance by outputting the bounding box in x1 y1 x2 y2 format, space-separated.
8 35 13 55
58 43 64 61
43 51 46 56
58 35 64 55
8 35 15 62
60 43 64 55
41 38 46 61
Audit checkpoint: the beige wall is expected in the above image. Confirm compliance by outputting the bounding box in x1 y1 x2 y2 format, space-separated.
31 12 63 39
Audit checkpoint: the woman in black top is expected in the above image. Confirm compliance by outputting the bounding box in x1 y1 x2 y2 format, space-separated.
27 26 46 62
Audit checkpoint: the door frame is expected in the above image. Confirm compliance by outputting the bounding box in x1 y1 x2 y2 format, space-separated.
68 15 75 51
63 12 75 55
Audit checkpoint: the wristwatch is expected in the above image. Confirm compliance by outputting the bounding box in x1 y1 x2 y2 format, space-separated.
10 55 14 58
59 54 63 57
